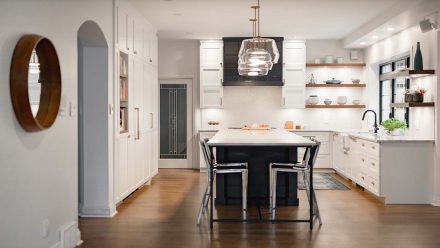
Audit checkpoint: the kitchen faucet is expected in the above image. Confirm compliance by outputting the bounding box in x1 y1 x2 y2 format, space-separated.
362 110 379 134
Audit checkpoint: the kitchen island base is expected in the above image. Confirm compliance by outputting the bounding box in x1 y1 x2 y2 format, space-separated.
214 146 299 206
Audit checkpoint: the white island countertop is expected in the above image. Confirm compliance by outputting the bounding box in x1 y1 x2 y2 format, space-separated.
207 129 316 146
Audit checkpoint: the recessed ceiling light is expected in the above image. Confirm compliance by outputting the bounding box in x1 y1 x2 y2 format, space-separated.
360 42 367 45
387 27 395 31
173 13 182 16
372 35 379 39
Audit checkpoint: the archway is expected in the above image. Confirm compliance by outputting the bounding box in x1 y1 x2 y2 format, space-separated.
77 21 114 217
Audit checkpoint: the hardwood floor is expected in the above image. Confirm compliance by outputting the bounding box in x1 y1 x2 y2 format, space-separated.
79 169 440 248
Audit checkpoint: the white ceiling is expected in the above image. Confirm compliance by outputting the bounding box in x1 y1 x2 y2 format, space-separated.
130 0 413 40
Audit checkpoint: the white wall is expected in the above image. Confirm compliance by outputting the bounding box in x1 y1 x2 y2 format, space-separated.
0 0 113 247
306 40 364 64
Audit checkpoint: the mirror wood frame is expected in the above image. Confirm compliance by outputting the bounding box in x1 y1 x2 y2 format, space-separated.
10 34 61 132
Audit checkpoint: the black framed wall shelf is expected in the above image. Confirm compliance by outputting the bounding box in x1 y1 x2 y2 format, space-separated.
379 69 435 81
390 102 435 108
222 37 284 86
305 84 366 88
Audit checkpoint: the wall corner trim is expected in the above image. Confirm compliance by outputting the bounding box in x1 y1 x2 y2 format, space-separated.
79 204 117 218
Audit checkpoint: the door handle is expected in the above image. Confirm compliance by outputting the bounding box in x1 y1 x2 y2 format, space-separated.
135 108 140 140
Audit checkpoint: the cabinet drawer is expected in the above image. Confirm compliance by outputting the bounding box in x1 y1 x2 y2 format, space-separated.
359 139 379 158
298 132 329 142
367 176 380 196
298 141 328 155
367 156 379 176
358 172 368 187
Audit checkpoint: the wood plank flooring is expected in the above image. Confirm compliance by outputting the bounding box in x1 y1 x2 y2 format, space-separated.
79 169 440 248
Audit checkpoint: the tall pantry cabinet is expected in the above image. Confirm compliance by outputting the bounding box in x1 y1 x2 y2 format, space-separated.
115 0 159 204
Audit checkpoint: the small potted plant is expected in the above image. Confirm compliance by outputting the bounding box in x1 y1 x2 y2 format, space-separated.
413 88 427 103
381 118 407 136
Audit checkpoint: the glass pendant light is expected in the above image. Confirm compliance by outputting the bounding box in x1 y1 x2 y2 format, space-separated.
237 0 280 76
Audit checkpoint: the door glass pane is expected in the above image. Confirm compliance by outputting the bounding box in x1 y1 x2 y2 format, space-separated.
160 84 187 159
381 80 392 121
394 77 406 103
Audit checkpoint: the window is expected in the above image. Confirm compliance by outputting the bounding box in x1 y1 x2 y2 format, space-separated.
379 57 410 125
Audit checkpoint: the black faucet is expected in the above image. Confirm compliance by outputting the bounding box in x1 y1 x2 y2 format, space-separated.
362 110 379 134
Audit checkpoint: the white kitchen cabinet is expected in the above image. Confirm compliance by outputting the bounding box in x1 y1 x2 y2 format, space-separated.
200 40 223 109
199 131 218 171
115 0 159 204
282 40 306 108
201 86 223 108
200 67 223 87
200 41 223 67
116 5 129 53
282 86 305 108
293 131 331 169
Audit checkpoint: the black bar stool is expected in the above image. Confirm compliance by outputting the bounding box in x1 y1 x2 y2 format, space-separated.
269 140 322 228
196 138 248 225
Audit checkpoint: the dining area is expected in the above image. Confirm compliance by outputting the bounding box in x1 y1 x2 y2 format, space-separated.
196 129 322 229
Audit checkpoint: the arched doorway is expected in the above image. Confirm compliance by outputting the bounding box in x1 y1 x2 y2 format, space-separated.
77 21 114 217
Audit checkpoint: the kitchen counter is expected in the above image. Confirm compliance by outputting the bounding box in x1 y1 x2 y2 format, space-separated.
347 132 435 143
208 129 315 146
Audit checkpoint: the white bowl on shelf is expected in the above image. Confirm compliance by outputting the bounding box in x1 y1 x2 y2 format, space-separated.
337 96 347 105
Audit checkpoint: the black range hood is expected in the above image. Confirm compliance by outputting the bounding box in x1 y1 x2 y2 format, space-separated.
223 37 284 86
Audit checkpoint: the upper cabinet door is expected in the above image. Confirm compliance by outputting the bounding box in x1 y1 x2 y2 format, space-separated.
283 41 306 67
200 67 223 87
116 6 129 52
200 41 223 67
142 24 151 61
133 19 143 56
283 66 305 87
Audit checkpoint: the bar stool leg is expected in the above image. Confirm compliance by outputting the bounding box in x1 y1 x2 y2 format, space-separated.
269 163 273 211
196 183 210 225
271 170 278 220
242 170 248 220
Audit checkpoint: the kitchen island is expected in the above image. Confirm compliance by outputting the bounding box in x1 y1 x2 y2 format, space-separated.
207 129 315 206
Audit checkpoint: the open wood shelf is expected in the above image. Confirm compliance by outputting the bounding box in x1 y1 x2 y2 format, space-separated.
379 69 435 81
306 83 366 88
390 102 435 108
306 63 366 67
306 104 366 109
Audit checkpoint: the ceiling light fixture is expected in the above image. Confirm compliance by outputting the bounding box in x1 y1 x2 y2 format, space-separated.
238 0 279 76
359 42 366 45
387 27 395 31
372 35 379 39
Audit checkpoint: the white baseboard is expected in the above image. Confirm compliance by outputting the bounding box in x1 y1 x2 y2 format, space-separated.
79 204 117 218
432 198 440 206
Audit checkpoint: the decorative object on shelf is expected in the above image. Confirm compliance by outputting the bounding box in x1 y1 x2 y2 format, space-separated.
337 96 347 105
308 73 317 84
324 99 332 105
295 124 302 129
284 120 294 129
324 78 343 84
336 57 344 64
238 0 279 76
404 90 414 103
404 88 426 103
314 58 321 64
208 120 220 130
10 34 61 132
413 88 427 103
324 55 334 64
307 95 319 105
352 99 361 105
351 79 360 84
350 50 359 60
414 42 423 70
381 118 407 136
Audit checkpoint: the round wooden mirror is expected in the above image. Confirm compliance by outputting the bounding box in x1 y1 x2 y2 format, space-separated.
10 34 61 132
